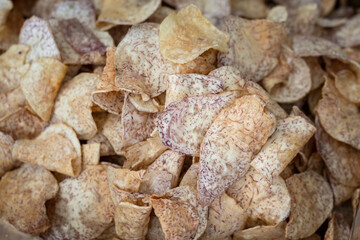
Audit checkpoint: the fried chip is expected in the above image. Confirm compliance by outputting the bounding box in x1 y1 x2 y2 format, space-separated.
114 23 178 99
324 212 350 240
233 222 286 240
267 5 288 22
352 188 360 215
0 0 12 26
0 5 24 51
157 91 241 156
151 186 208 240
180 162 200 188
177 49 217 75
333 14 360 48
97 0 161 30
52 73 99 140
200 193 247 240
0 132 18 177
81 143 100 166
12 123 82 177
231 0 268 19
218 16 286 82
227 168 291 225
107 166 145 193
147 214 165 240
19 16 60 62
0 86 26 118
208 66 246 91
328 175 356 206
317 79 360 150
199 95 275 206
315 118 360 187
165 73 224 106
147 6 175 24
251 116 316 181
0 218 42 240
308 87 322 115
21 57 67 121
159 4 229 64
0 163 58 234
285 171 333 239
139 170 173 195
43 165 114 239
129 94 160 113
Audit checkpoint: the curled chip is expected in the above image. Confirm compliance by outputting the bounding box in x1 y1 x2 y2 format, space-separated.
199 95 275 206
317 79 360 150
129 94 160 113
19 16 60 62
151 186 208 240
81 143 100 166
157 91 241 156
114 23 178 99
227 168 291 225
0 132 18 177
328 175 356 206
315 118 360 187
177 49 217 75
285 171 333 239
218 16 286 82
107 166 145 193
97 0 161 30
208 66 245 91
0 163 58 234
165 73 224 106
159 4 229 64
333 14 360 48
251 116 316 181
233 221 286 240
12 123 82 177
324 212 350 240
52 73 99 140
200 193 247 240
21 57 67 121
43 165 114 240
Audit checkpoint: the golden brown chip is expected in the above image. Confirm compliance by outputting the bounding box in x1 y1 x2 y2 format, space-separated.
227 168 291 225
0 131 18 177
177 49 217 75
107 166 145 193
52 73 99 140
157 91 241 156
43 165 114 239
97 0 161 30
0 5 24 51
231 0 268 19
317 79 360 150
324 212 350 240
233 221 286 240
199 95 275 206
0 163 58 234
0 0 12 26
180 162 200 188
307 152 324 174
12 123 82 177
21 57 67 121
218 16 286 82
285 171 333 239
329 175 356 206
159 4 229 64
114 23 178 99
82 143 100 166
200 193 247 240
251 116 316 181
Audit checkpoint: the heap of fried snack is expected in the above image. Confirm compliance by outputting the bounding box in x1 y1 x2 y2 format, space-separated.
1 0 360 239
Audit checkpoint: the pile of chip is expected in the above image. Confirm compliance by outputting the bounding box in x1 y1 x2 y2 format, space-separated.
1 0 360 239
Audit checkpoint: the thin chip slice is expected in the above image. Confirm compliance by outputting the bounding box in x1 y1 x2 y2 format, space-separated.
0 219 42 240
231 0 268 19
107 166 145 193
0 86 26 118
139 170 174 195
147 6 175 24
157 91 241 156
0 132 18 177
329 175 356 206
251 116 316 181
43 165 114 240
285 171 333 239
199 95 275 206
177 49 217 75
114 23 178 99
218 16 286 82
82 143 100 166
97 0 161 30
180 162 200 188
159 4 229 64
21 57 67 121
19 16 60 62
147 214 165 240
52 73 99 140
333 14 360 48
12 123 82 177
324 212 350 240
0 163 58 234
208 66 246 91
233 222 286 240
129 94 160 113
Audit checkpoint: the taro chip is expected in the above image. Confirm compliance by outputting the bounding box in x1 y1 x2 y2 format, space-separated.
218 16 286 82
157 91 241 156
159 4 229 64
305 57 328 90
177 49 217 75
52 73 99 140
227 168 291 225
43 165 114 240
82 143 100 166
0 5 24 51
352 189 360 215
114 23 178 99
333 14 360 48
233 222 286 240
165 73 224 106
151 186 208 240
139 170 173 195
231 0 268 19
267 5 288 22
308 87 322 115
147 6 175 24
324 212 350 240
317 79 360 150
12 123 82 177
200 193 248 240
315 118 360 187
307 152 324 175
21 57 67 121
129 94 160 113
107 166 145 193
97 0 161 30
0 87 26 118
179 162 199 188
208 66 246 91
198 95 275 206
0 219 43 240
19 16 61 62
285 171 333 239
0 163 58 234
0 131 19 177
123 136 168 170
101 113 124 155
328 175 356 206
147 215 166 240
50 0 96 29
251 115 316 181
